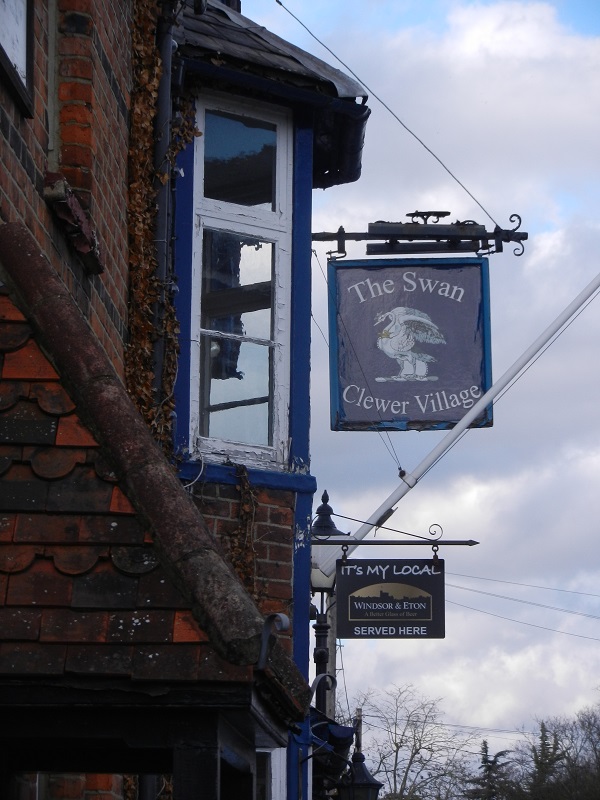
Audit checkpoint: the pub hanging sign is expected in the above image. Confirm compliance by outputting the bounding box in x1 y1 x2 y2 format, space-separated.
328 257 492 431
336 558 445 639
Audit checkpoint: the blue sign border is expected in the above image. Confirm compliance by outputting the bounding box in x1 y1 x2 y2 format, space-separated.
328 257 492 431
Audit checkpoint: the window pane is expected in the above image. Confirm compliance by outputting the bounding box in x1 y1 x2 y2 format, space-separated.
208 402 269 446
199 229 275 446
203 229 273 290
209 341 270 403
204 110 277 210
201 339 272 446
201 229 273 357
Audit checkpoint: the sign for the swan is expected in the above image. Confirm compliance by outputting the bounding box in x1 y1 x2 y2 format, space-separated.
328 257 492 431
336 558 445 639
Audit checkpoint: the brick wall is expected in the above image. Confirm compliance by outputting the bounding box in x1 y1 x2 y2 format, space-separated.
0 0 134 380
11 774 126 800
1 3 305 795
191 482 296 655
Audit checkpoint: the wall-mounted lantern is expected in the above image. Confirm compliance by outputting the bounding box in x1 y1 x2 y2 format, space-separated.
337 751 384 800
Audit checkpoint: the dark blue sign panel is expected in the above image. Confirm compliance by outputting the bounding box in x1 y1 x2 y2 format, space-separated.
328 258 492 431
336 559 445 639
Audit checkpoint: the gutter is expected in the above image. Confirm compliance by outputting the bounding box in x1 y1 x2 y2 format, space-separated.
176 54 370 119
174 56 370 187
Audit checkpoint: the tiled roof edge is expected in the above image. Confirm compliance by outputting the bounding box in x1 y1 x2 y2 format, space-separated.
0 222 310 719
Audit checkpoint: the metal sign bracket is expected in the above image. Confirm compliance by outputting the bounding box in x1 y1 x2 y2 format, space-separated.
312 211 528 259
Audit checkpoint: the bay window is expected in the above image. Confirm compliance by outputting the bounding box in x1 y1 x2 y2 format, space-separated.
188 94 293 467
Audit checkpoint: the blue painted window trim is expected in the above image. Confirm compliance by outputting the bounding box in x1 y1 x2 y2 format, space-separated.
174 108 313 477
178 460 316 494
173 106 315 490
288 119 313 473
289 118 313 675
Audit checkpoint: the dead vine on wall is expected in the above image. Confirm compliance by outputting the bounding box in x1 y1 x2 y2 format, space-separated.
126 3 201 457
229 466 266 605
126 0 184 458
126 0 162 432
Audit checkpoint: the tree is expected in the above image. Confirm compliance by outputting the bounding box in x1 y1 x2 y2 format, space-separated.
504 719 566 800
572 704 600 790
343 684 477 800
530 707 600 800
465 740 511 800
529 720 564 797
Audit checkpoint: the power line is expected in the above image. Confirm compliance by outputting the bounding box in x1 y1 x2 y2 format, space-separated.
448 571 600 599
336 638 352 723
311 313 328 347
447 583 600 621
361 714 531 740
448 600 600 642
275 0 500 227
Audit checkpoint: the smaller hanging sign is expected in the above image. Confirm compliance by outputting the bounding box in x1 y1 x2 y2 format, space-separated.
336 558 445 639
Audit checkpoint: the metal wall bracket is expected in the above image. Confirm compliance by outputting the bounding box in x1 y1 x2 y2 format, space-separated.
311 537 479 546
312 211 528 259
257 612 290 670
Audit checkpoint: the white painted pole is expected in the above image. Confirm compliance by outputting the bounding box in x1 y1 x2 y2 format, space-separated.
314 266 600 578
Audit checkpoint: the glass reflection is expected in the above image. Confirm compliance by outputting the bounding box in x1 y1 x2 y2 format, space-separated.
204 110 277 210
202 341 271 446
199 229 274 446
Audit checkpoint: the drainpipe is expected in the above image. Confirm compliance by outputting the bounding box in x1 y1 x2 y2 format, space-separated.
152 1 177 404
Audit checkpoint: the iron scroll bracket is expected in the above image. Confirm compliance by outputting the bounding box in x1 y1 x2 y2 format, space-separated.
257 612 290 670
312 211 528 259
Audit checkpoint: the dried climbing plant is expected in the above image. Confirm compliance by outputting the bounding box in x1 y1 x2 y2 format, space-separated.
126 0 162 431
205 466 267 606
126 0 193 457
123 774 173 800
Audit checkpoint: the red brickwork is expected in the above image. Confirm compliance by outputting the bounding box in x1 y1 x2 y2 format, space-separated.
0 2 306 791
11 774 126 800
13 773 181 800
0 1 133 379
191 483 296 655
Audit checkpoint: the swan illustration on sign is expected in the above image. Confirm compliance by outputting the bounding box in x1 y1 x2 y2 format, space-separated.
374 306 446 382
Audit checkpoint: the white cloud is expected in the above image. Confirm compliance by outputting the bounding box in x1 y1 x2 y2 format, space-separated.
250 0 600 744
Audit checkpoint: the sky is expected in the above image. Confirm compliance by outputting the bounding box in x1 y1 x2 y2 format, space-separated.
246 0 600 757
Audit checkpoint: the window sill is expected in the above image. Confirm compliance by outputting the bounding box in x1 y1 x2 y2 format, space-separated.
177 459 317 494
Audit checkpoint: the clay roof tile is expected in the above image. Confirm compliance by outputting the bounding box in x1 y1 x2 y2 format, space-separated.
0 222 311 721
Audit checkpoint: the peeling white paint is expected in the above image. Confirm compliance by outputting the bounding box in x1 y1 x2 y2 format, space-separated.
294 524 311 552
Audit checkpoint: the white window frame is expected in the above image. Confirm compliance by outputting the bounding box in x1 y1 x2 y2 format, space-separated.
189 93 293 469
257 747 287 800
